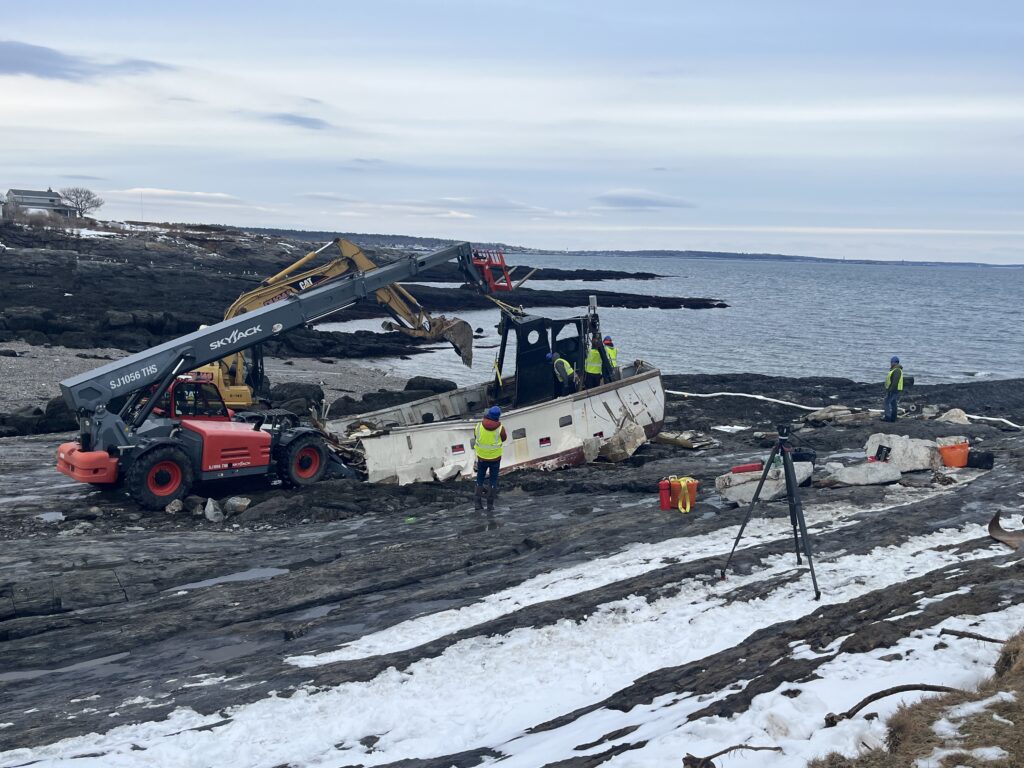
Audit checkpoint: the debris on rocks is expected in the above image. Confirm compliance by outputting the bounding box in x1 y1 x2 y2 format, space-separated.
165 499 183 514
598 420 648 462
653 430 720 449
715 461 813 503
823 461 902 487
864 433 941 473
804 404 876 426
937 407 971 425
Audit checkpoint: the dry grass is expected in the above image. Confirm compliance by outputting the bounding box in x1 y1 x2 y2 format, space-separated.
807 630 1024 768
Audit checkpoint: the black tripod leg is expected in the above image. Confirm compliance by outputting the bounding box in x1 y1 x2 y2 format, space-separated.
781 448 803 564
782 448 822 600
720 443 780 579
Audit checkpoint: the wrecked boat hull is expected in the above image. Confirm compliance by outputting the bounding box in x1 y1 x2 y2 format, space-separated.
327 363 665 484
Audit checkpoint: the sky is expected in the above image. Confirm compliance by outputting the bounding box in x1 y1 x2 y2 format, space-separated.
1 1 1022 262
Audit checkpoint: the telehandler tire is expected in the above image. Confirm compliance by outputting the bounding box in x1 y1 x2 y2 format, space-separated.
277 434 328 487
127 446 194 510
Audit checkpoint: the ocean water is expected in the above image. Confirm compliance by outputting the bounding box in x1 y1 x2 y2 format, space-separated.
319 253 1024 387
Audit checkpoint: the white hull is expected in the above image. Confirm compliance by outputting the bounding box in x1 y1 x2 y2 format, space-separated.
326 363 665 484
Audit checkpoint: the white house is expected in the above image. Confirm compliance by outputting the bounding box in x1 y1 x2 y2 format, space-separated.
4 188 75 217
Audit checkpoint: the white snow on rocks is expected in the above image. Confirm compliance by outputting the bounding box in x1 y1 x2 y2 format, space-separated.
1 521 1012 768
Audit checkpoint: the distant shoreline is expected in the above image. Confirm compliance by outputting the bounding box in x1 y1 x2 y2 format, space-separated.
240 226 1022 269
520 249 1024 269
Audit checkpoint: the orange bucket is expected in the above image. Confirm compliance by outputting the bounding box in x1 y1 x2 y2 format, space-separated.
668 476 699 513
938 443 969 468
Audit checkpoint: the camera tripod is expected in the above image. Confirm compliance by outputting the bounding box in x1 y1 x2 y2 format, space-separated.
720 424 821 600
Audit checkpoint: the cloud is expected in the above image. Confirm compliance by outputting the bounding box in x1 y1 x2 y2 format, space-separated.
115 187 241 202
591 188 696 210
262 112 333 130
62 174 105 181
0 40 171 81
298 192 353 202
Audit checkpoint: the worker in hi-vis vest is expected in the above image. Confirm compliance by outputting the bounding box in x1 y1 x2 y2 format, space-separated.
602 336 619 379
584 334 604 389
546 351 576 396
883 356 904 422
473 405 507 511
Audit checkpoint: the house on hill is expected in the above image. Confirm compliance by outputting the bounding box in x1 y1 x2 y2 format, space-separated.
4 188 75 218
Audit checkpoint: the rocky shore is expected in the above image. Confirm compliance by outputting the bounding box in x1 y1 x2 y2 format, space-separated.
1 371 1022 763
0 222 724 358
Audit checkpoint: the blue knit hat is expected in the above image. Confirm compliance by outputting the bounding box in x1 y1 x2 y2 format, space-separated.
486 406 501 420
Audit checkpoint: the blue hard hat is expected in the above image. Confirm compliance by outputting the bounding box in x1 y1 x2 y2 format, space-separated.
545 352 554 360
891 356 900 364
603 335 612 342
486 406 501 419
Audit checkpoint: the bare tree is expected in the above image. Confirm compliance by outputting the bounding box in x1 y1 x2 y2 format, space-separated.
59 187 105 218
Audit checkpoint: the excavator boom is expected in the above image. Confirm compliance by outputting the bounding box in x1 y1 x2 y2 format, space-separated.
225 239 475 363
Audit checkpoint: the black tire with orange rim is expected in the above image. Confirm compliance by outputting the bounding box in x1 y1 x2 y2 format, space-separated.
276 434 328 487
126 446 194 510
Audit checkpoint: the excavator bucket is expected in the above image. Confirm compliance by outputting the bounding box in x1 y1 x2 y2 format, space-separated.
435 317 475 367
382 315 475 367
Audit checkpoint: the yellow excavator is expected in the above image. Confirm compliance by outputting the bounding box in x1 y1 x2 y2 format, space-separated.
194 239 476 408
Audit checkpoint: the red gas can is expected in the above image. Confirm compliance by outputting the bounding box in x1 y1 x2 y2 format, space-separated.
658 478 671 510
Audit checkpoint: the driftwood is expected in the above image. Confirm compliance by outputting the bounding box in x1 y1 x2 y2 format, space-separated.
988 512 1024 549
682 744 783 767
824 684 960 727
939 628 1007 644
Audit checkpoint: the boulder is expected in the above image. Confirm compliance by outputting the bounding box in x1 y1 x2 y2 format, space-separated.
936 408 971 425
715 462 813 504
3 306 53 332
182 495 205 517
0 349 17 357
16 330 49 346
55 331 96 349
278 398 314 417
103 310 135 328
404 376 457 394
864 433 940 473
830 461 902 486
269 382 324 406
222 496 252 515
204 498 224 523
38 396 77 432
165 499 184 514
234 495 295 524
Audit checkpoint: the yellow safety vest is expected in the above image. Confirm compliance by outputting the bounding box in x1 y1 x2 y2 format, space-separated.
885 366 904 392
605 346 618 367
554 357 574 381
474 422 503 460
585 348 603 375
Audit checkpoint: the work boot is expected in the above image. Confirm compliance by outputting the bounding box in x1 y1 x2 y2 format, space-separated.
486 486 497 511
474 485 485 511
